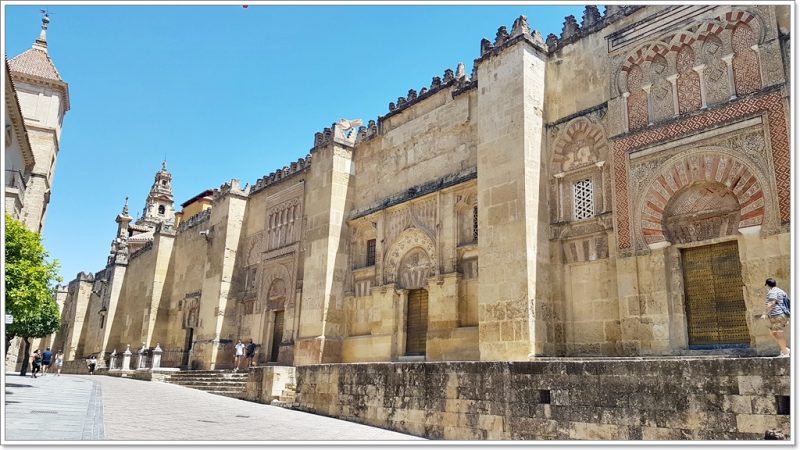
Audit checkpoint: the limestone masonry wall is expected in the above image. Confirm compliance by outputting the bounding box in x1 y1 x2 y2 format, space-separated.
294 359 790 440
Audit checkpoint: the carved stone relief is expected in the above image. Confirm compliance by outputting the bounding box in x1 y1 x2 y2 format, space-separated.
384 227 438 285
397 247 434 290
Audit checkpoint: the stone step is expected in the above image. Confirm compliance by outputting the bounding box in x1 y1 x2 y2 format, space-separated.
167 375 248 382
168 371 248 377
181 385 245 393
169 381 247 388
167 375 247 382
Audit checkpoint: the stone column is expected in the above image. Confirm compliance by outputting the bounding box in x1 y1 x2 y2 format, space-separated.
553 172 565 221
621 92 630 132
721 53 736 99
750 44 765 87
122 344 132 371
152 343 162 369
692 64 707 108
666 74 679 116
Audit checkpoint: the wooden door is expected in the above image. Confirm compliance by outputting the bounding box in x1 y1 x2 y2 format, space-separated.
405 289 429 355
682 241 749 346
270 311 284 362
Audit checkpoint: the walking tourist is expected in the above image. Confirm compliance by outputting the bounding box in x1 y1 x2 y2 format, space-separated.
245 339 256 367
86 355 97 375
41 347 53 375
761 277 791 357
54 350 64 376
30 350 42 378
233 339 245 372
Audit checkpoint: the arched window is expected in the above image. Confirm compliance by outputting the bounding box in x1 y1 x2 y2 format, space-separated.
158 205 165 215
626 65 649 130
676 44 701 113
731 23 761 96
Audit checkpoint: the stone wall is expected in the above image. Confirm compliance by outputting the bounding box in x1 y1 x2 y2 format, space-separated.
293 359 790 440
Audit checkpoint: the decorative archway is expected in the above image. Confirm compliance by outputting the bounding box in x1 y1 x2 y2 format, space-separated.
635 150 769 247
384 227 437 286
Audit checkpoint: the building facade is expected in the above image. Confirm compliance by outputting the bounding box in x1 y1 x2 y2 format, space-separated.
5 15 70 371
55 5 791 368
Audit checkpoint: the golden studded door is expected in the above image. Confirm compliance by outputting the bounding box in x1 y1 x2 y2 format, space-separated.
681 241 750 346
405 289 429 355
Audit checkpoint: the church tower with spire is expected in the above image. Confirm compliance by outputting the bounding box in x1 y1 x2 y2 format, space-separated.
136 161 175 227
8 13 69 231
7 11 70 232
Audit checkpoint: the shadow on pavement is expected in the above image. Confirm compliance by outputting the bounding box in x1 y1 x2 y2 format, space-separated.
6 383 34 388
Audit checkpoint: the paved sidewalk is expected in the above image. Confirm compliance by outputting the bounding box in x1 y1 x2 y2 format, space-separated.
4 374 103 441
5 374 422 442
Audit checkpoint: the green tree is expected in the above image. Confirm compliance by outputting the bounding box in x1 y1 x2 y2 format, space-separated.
4 214 61 375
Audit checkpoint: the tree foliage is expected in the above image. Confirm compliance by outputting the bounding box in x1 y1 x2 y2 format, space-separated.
5 214 61 339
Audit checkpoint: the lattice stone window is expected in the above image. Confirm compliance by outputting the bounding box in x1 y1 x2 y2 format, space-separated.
366 239 376 266
573 179 594 220
472 207 478 242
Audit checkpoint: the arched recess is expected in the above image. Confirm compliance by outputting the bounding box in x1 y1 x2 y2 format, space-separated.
551 117 609 174
550 117 610 223
267 278 287 311
731 22 762 96
259 263 292 309
455 191 478 246
384 227 438 285
635 150 770 248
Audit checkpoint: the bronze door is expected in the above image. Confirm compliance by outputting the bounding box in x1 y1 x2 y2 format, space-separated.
270 311 284 362
681 241 749 345
405 289 429 355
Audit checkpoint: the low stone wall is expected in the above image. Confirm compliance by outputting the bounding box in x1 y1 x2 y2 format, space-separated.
293 358 790 440
241 366 295 404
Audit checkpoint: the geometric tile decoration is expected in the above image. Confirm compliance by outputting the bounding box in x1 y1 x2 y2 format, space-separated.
613 91 789 252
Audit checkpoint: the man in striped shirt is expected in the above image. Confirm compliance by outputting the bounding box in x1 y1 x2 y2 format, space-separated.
761 278 790 357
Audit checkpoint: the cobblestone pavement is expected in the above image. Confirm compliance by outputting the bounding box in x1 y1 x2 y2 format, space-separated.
5 374 422 442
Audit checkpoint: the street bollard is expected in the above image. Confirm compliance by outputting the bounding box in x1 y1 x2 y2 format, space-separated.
109 349 117 370
152 343 163 369
137 344 146 369
122 344 132 371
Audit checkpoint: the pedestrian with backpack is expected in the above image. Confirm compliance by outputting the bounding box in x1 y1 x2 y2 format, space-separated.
761 277 791 357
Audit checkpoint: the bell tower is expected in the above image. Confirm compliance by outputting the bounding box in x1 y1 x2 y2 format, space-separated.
8 11 70 232
136 160 175 227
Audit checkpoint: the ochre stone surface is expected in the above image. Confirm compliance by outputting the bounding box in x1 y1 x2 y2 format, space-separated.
293 358 790 440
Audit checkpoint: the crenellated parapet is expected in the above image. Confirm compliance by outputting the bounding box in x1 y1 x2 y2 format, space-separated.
545 5 644 52
250 154 312 195
379 62 476 122
477 15 547 60
213 179 249 201
177 208 211 233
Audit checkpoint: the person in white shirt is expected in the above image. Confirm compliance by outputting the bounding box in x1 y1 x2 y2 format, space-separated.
54 350 64 376
761 278 790 357
233 339 246 372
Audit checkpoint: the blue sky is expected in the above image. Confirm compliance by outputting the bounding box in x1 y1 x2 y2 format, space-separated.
5 3 586 282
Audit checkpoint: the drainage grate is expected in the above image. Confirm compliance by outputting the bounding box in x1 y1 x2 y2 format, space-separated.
31 410 58 414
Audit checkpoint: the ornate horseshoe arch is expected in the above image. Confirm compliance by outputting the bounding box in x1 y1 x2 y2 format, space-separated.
633 147 775 249
383 227 438 285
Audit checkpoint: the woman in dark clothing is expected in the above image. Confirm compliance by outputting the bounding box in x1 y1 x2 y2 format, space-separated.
31 350 42 378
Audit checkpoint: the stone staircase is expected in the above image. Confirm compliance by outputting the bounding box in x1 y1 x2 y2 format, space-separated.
164 370 248 398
